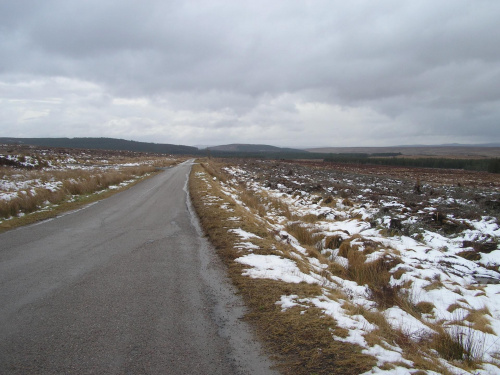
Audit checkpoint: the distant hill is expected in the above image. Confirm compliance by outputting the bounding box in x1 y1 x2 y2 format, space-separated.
0 137 200 155
208 144 307 153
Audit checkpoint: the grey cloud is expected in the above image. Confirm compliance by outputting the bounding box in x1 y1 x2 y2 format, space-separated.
1 0 499 146
8 1 500 98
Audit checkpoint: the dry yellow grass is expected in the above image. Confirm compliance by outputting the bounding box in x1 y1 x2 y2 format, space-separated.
0 150 185 231
189 160 377 375
189 158 496 374
0 166 157 219
465 307 494 335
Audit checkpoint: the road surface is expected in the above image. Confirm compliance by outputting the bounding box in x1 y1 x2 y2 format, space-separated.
0 160 277 374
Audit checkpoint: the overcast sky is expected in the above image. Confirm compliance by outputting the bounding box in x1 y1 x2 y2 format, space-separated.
1 1 499 148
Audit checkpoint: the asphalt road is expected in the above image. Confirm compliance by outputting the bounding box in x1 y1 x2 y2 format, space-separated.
0 160 277 374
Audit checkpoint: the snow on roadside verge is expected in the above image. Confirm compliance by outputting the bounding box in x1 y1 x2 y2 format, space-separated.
211 163 500 375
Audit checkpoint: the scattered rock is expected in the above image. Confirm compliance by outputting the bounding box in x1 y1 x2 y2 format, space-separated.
463 241 498 253
474 276 500 285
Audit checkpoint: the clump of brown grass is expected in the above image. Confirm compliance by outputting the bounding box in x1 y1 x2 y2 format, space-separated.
199 160 229 183
262 194 293 219
426 307 490 369
285 222 321 247
324 235 344 250
323 195 334 205
302 213 320 223
360 260 402 308
342 197 353 207
415 301 435 315
431 323 485 367
457 250 481 261
423 279 444 291
465 307 494 334
336 240 404 309
447 303 464 313
240 189 266 215
391 267 407 280
354 305 452 374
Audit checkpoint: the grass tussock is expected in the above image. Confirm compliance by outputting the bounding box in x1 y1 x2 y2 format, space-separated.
267 196 294 219
425 307 492 370
335 239 404 309
324 235 344 250
355 306 453 374
199 160 228 183
423 279 445 291
285 222 321 247
415 301 435 315
431 324 485 367
240 189 268 217
465 307 494 334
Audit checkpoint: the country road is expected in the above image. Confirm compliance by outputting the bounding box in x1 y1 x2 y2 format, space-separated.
0 160 277 374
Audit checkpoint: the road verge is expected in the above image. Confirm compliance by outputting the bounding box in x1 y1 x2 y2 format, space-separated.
189 160 376 375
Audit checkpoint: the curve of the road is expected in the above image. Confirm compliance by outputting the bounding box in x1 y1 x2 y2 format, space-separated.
0 160 277 375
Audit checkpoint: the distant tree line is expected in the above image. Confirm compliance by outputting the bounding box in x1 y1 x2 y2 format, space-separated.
323 153 500 173
207 150 322 159
0 137 200 155
489 159 500 173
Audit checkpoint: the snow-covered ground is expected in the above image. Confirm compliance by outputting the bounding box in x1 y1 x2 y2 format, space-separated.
199 162 500 374
0 146 177 221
